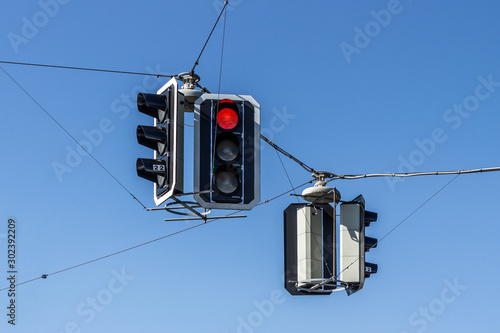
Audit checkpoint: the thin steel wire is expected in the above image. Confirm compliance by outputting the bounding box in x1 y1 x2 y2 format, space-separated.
260 134 316 173
191 1 229 72
328 167 500 181
0 66 148 209
0 181 312 292
0 60 173 78
335 174 461 283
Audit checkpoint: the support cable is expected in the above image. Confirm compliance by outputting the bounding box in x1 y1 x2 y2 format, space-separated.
191 1 229 72
329 167 500 181
0 60 173 78
335 174 460 282
260 134 316 174
0 181 312 292
216 6 228 98
0 66 148 210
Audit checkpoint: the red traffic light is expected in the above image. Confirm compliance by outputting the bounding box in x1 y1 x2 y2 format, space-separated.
217 99 239 130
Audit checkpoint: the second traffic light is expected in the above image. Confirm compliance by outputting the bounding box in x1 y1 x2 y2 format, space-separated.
339 195 378 295
136 77 184 206
194 94 260 210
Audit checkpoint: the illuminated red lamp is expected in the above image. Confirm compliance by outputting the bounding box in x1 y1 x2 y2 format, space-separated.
217 99 239 130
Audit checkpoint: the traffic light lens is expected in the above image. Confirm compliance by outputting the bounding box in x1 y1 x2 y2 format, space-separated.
217 108 239 130
215 169 239 194
216 139 239 162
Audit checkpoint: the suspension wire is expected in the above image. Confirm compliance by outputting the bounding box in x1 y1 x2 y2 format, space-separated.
0 221 211 292
191 1 229 72
0 60 173 78
0 181 312 292
0 222 209 291
257 180 313 205
0 66 148 210
275 150 299 198
335 174 461 283
217 6 228 98
260 134 316 174
328 167 500 181
207 13 229 180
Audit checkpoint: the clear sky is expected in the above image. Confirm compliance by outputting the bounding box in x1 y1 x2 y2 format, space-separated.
1 0 500 332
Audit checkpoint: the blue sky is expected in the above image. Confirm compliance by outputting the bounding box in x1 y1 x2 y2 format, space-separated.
1 0 500 332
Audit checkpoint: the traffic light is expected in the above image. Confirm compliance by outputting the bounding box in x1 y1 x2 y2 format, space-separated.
283 203 336 295
194 94 260 210
136 77 184 206
339 195 378 295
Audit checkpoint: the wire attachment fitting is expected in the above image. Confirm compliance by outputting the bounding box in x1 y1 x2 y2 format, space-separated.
177 71 203 111
301 172 341 204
